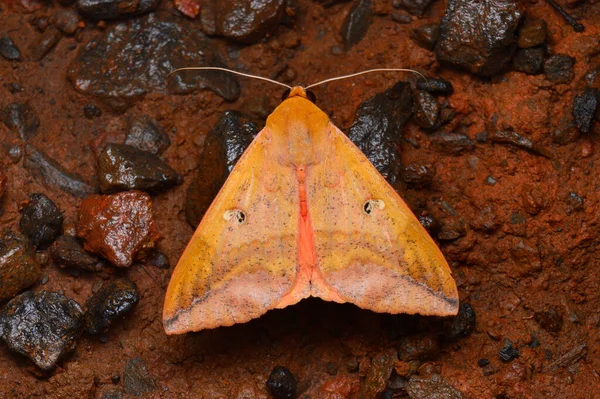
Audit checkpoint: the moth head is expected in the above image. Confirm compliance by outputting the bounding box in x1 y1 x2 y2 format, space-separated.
281 86 316 104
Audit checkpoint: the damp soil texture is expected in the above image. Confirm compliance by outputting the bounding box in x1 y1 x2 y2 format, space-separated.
1 0 600 398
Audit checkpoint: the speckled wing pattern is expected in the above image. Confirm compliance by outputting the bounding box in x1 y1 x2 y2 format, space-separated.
307 122 458 316
163 128 301 334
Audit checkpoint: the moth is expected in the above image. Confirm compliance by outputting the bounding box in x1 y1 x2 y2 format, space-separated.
163 69 458 334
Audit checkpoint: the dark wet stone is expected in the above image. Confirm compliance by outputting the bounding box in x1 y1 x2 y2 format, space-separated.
97 143 182 194
489 130 552 158
403 162 434 187
29 26 62 61
201 0 285 43
418 212 441 236
477 358 490 367
0 230 41 302
68 14 240 110
517 16 547 48
435 0 521 76
393 0 434 17
543 54 575 84
85 278 139 335
573 88 599 134
1 103 40 141
411 24 440 51
266 366 297 399
417 77 454 96
499 339 519 362
407 374 463 399
565 192 584 215
123 357 157 396
340 0 372 51
186 111 257 227
430 132 474 155
76 0 160 20
398 334 440 361
392 11 412 24
413 90 439 129
24 145 97 199
442 303 476 341
125 115 170 155
145 250 169 269
83 104 102 119
0 290 84 370
552 121 580 145
359 348 397 399
19 193 63 249
54 10 80 35
50 235 103 272
512 46 545 75
76 191 160 268
0 34 21 61
534 307 563 333
348 82 413 186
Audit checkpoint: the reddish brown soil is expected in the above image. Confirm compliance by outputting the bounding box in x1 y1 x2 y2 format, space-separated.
1 0 600 398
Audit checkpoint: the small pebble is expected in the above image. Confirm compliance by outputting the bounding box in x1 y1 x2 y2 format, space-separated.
50 235 103 272
565 192 584 214
19 193 63 249
392 11 413 24
517 16 547 48
145 250 169 269
123 357 157 396
416 77 454 96
398 334 440 361
1 103 40 141
442 303 476 341
430 132 474 154
513 46 545 75
573 88 599 134
29 26 62 61
83 104 102 119
54 9 80 35
266 366 297 399
485 175 497 185
0 229 41 301
85 278 139 335
77 0 160 20
0 34 21 60
359 349 397 398
125 115 171 155
340 0 373 51
544 54 575 84
499 339 519 362
403 162 434 187
0 290 84 370
410 23 439 51
413 90 439 129
477 358 491 368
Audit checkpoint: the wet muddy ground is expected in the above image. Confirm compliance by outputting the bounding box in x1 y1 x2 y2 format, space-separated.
1 0 600 398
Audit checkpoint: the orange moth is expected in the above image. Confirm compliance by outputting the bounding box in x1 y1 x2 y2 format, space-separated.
163 68 459 334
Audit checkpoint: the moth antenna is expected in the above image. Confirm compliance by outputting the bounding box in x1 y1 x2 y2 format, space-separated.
168 67 293 90
305 68 427 89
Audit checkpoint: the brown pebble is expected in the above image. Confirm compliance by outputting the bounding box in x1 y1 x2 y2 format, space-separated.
580 140 594 157
76 191 160 268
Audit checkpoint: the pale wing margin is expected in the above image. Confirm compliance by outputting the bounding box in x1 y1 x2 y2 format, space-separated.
307 123 458 316
163 128 301 333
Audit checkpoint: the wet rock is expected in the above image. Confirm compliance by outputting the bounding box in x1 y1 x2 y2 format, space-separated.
123 357 157 396
398 334 440 361
442 303 476 341
266 366 297 399
512 46 545 75
403 163 434 187
413 90 439 129
499 339 519 362
489 130 552 158
76 0 160 20
341 0 372 51
54 10 80 35
50 235 103 272
201 0 286 43
348 82 413 186
435 0 521 76
125 115 170 155
19 193 63 249
76 191 160 268
24 145 97 198
186 111 257 227
0 290 84 370
1 103 40 141
85 278 139 335
174 0 201 18
359 349 396 399
97 143 182 194
543 54 575 84
430 132 474 155
0 34 21 61
393 0 434 17
29 26 62 61
565 192 584 214
416 77 454 96
83 104 102 119
145 250 169 269
534 307 563 333
573 88 599 134
0 230 41 302
411 24 440 51
68 14 240 110
517 16 547 48
406 374 463 399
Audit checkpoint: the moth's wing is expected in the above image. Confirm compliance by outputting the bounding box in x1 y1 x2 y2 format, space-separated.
163 127 301 334
307 123 458 316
